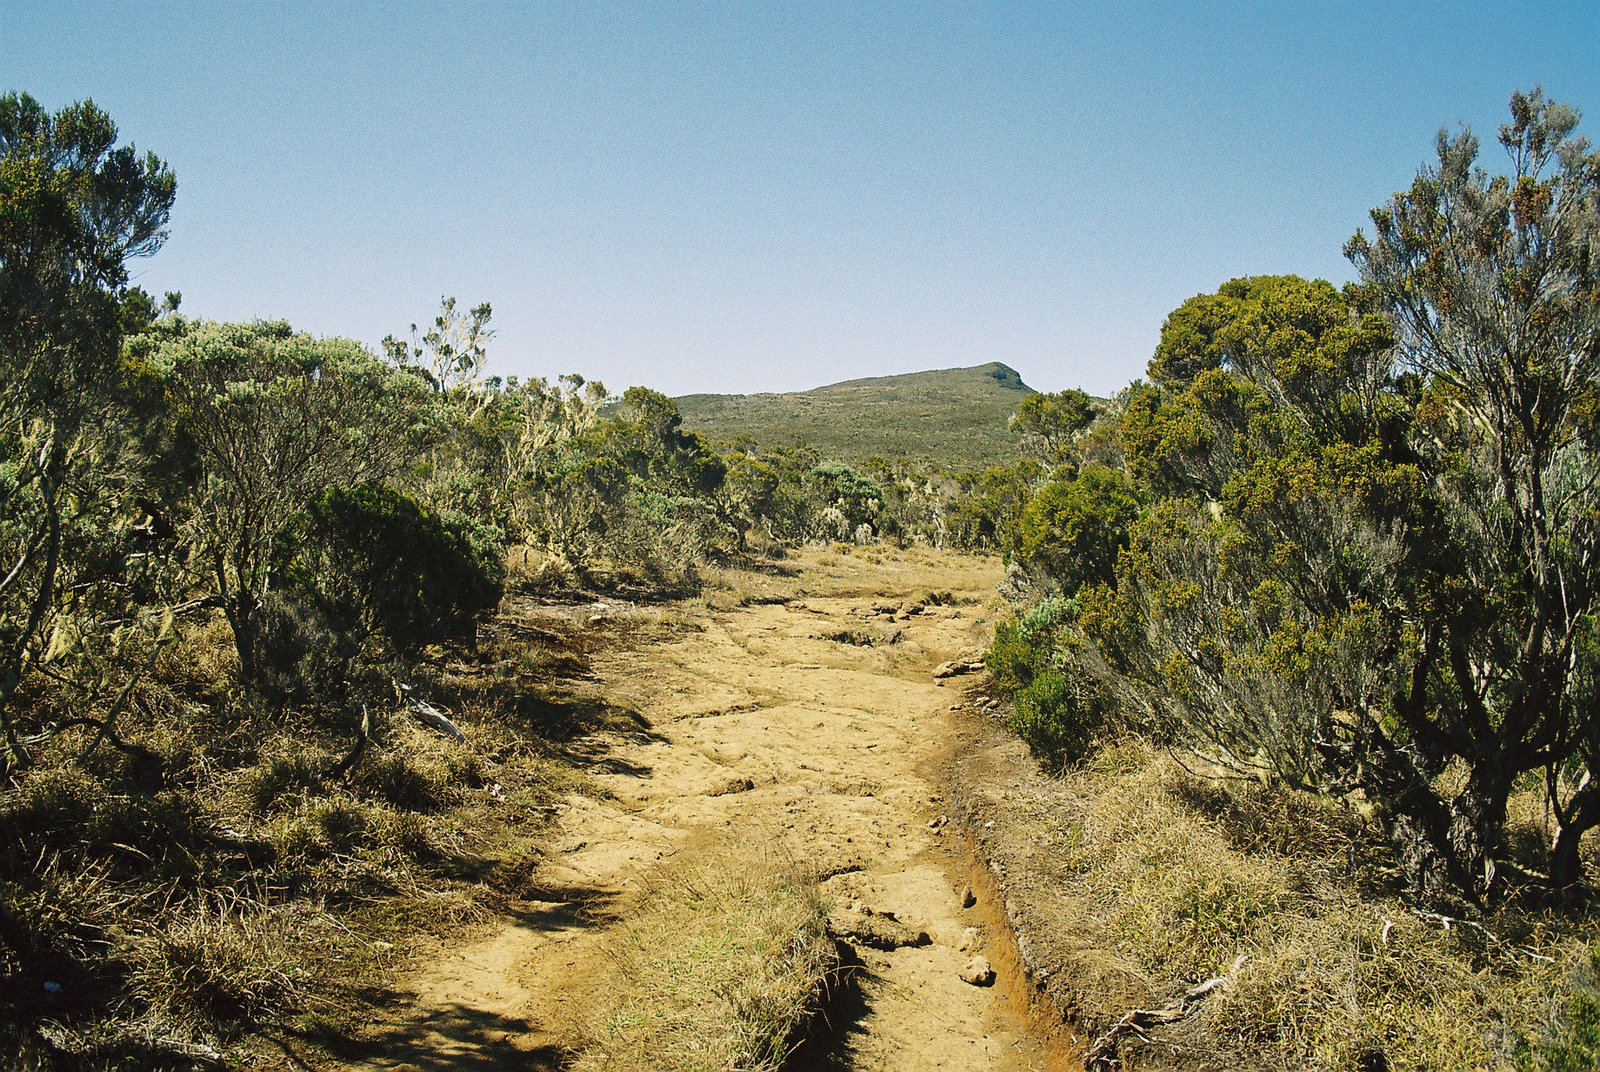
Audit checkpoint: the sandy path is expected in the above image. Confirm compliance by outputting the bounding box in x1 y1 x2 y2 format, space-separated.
350 549 1059 1072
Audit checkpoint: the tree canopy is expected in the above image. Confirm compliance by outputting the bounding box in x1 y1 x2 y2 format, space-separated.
998 90 1600 907
0 93 175 766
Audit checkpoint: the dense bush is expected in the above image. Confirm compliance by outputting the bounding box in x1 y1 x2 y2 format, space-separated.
1006 465 1140 596
990 598 1116 766
297 482 505 654
944 459 1044 551
993 93 1600 910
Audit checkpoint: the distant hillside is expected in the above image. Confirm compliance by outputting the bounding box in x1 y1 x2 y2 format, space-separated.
675 361 1035 471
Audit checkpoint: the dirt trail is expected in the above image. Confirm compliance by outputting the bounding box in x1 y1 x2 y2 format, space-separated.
351 549 1062 1072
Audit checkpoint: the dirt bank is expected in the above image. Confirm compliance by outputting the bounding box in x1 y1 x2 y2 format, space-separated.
336 547 1075 1071
946 709 1147 1058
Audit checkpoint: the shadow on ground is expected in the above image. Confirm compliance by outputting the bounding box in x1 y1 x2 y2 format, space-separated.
789 939 876 1072
283 1002 573 1072
298 884 621 1071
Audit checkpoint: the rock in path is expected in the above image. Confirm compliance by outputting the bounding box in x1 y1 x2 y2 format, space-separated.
960 956 996 986
830 907 932 951
933 658 985 679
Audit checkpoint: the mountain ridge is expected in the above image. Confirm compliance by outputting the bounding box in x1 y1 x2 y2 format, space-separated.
675 361 1036 471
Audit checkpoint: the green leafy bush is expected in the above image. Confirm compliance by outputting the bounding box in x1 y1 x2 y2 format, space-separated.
1009 660 1114 768
990 598 1115 766
1007 465 1141 596
988 597 1073 687
293 482 506 656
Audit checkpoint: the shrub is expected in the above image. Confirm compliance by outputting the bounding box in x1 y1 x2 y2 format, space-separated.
237 744 325 815
252 591 352 706
1009 659 1113 768
1007 465 1140 596
986 619 1043 695
290 482 506 657
353 750 448 812
987 598 1073 692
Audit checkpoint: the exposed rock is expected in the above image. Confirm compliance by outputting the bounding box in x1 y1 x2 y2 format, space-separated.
710 776 756 796
959 884 976 908
830 908 931 951
933 658 985 679
958 926 981 952
959 956 996 986
828 626 903 647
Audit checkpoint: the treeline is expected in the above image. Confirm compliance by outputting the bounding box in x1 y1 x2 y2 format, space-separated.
986 88 1600 919
0 87 986 779
0 91 792 1062
713 396 1110 554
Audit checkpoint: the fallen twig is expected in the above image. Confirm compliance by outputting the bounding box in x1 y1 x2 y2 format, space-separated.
1084 954 1248 1071
1411 908 1556 964
34 1023 226 1071
395 681 466 740
328 705 372 778
410 697 465 740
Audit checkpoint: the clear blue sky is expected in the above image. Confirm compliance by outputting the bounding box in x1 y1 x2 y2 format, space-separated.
3 2 1596 396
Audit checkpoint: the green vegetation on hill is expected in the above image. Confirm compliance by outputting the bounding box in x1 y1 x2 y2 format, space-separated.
675 361 1036 470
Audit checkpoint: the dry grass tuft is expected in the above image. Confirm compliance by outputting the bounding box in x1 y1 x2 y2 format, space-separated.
0 584 629 1065
1036 739 1592 1071
128 904 304 1027
575 847 835 1072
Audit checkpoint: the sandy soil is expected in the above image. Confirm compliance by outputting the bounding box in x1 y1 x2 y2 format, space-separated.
343 548 1071 1071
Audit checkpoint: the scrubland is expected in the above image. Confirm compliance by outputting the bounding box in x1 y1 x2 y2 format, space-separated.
956 712 1600 1071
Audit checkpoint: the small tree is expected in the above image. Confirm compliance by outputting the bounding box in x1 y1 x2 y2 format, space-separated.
1008 465 1141 596
274 483 505 687
0 93 176 764
158 321 430 687
945 459 1044 551
1011 389 1098 467
717 445 819 547
1061 99 1600 903
1346 88 1600 893
383 296 494 394
807 463 881 539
